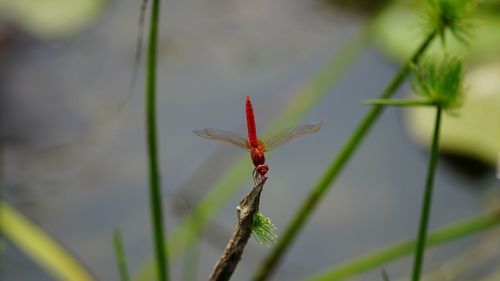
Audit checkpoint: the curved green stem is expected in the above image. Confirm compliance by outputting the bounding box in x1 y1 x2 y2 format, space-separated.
411 106 442 281
304 210 500 281
145 0 169 280
251 31 436 281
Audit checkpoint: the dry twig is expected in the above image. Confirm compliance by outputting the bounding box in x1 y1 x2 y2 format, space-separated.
209 177 268 281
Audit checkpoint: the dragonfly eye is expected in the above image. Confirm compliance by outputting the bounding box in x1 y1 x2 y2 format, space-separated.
256 164 269 176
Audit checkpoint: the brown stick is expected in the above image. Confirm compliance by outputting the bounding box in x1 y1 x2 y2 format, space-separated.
208 178 268 281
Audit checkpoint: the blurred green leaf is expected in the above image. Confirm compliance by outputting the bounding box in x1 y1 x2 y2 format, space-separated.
0 0 105 39
0 201 94 281
304 210 500 281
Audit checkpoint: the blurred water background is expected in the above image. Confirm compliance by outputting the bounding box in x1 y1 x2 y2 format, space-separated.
1 0 498 280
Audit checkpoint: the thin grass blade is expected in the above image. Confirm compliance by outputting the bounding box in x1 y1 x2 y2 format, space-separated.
144 0 169 279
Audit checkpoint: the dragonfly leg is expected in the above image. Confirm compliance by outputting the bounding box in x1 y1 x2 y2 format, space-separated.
252 168 258 185
252 165 268 185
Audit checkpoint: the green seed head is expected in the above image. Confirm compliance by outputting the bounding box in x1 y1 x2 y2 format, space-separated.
250 213 277 247
420 0 475 45
413 57 465 111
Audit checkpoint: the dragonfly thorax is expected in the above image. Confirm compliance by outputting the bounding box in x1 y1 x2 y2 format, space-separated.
194 96 322 183
250 147 266 167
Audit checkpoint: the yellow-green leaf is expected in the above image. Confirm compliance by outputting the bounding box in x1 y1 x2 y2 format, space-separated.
0 201 95 281
0 0 105 39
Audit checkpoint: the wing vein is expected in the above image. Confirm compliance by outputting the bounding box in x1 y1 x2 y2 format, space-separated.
194 129 250 151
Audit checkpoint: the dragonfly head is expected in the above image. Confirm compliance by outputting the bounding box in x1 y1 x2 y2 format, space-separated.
256 164 269 177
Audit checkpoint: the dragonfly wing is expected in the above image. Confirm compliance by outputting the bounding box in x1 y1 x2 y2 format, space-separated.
194 128 250 151
262 121 322 151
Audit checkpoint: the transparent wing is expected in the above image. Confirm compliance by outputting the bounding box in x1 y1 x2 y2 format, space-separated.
262 121 322 152
193 128 250 151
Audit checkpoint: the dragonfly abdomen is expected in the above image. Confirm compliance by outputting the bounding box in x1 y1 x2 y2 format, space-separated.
245 96 258 148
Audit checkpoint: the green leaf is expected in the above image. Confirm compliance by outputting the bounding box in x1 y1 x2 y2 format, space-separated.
0 201 94 281
0 0 105 39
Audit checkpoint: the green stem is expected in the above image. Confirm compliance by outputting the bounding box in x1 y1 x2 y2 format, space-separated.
113 229 130 281
251 31 437 281
304 210 500 281
363 99 434 107
411 106 442 281
146 0 169 280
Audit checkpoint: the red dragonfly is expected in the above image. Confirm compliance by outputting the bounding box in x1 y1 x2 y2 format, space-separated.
194 96 322 182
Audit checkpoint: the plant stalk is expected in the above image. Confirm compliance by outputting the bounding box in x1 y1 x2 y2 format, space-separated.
411 106 442 281
146 0 169 280
251 31 436 281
